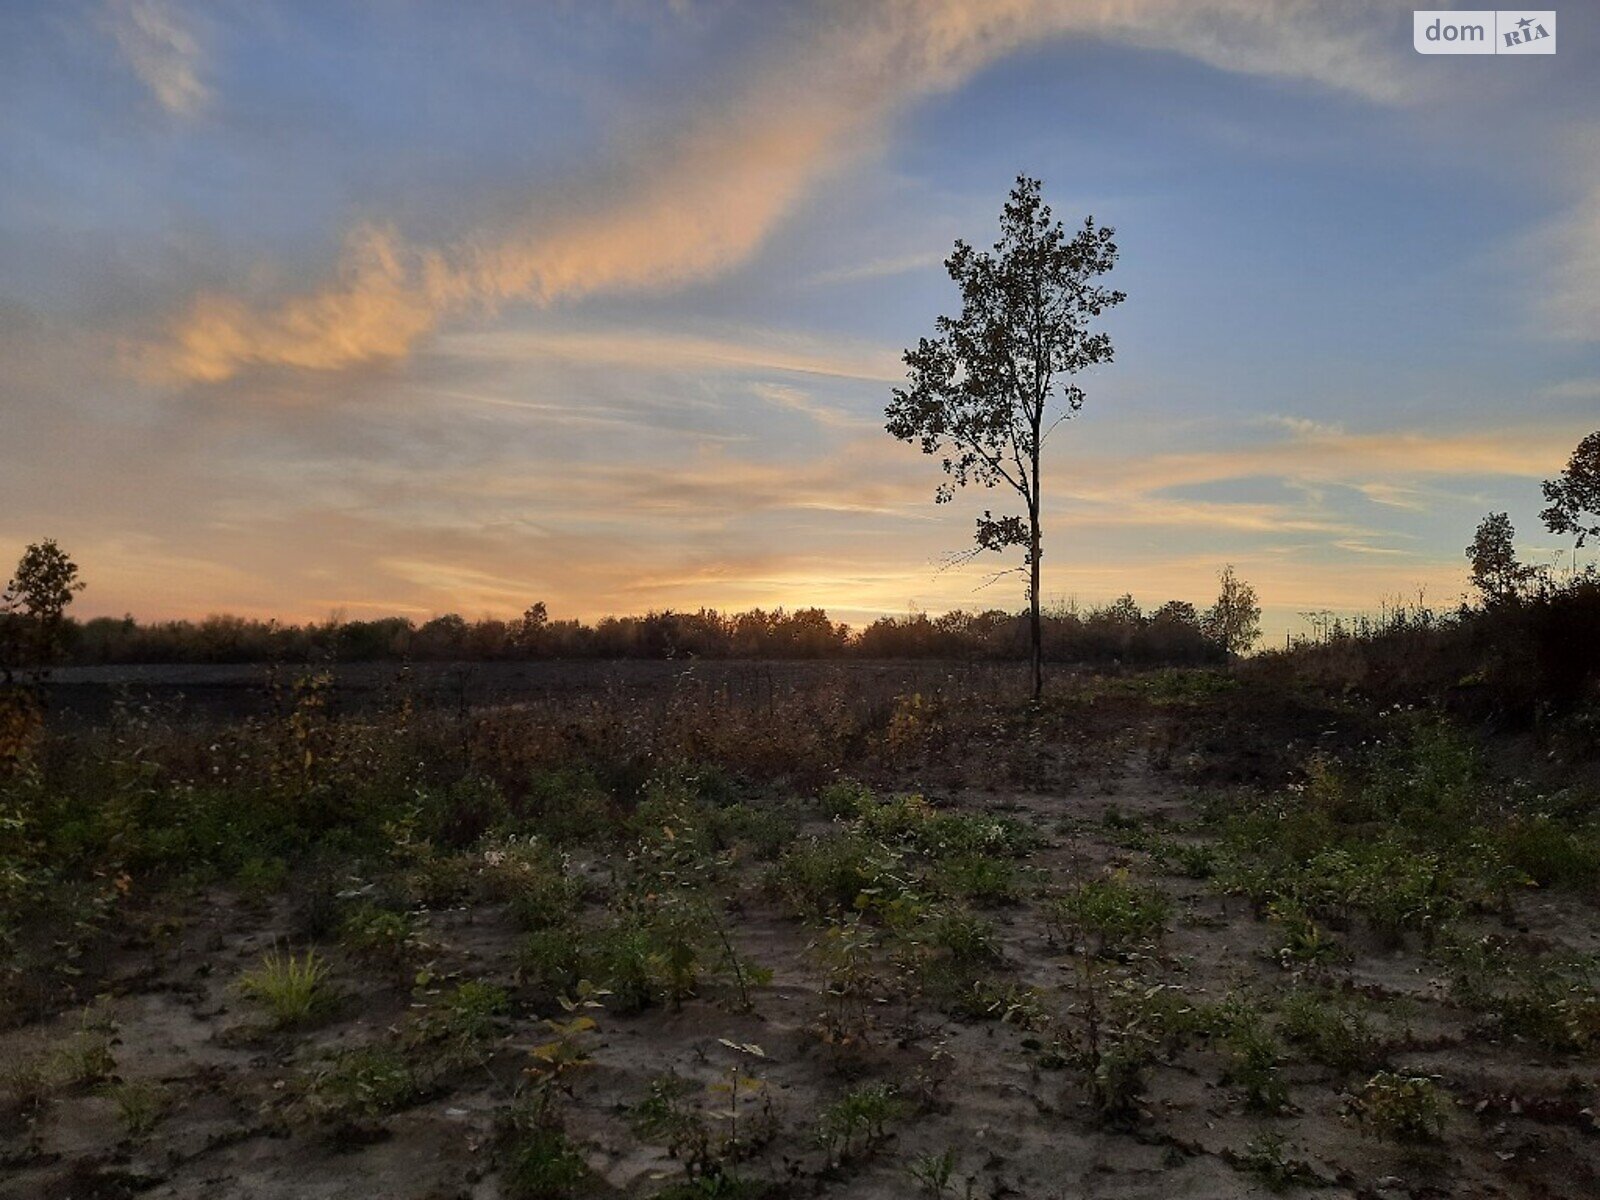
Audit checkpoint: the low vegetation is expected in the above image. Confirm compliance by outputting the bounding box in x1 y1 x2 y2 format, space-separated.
1 534 1598 1197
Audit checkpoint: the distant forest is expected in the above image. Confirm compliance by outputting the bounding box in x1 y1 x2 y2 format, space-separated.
54 597 1233 666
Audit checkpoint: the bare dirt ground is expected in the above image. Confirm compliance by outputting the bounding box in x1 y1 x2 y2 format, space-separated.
2 704 1596 1200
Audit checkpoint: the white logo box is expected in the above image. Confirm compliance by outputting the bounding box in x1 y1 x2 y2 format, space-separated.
1414 10 1555 54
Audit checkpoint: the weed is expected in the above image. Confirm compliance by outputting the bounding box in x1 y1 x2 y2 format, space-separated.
339 902 422 977
521 769 615 845
520 927 583 998
1157 839 1217 879
1 1056 52 1119
1278 990 1380 1073
930 852 1027 906
101 1079 168 1140
816 1082 905 1160
1236 1132 1321 1192
1223 1013 1290 1114
1050 873 1170 957
651 1174 771 1199
811 915 882 1044
501 1123 596 1200
1068 962 1160 1124
237 947 335 1028
1348 1071 1447 1141
1350 1075 1452 1139
711 802 799 862
481 838 582 931
303 1043 429 1119
955 979 1049 1028
415 978 510 1062
772 833 902 919
906 1147 967 1196
53 1005 118 1086
1267 900 1342 970
235 855 289 902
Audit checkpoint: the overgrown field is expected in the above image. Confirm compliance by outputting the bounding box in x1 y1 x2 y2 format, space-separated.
2 664 1597 1199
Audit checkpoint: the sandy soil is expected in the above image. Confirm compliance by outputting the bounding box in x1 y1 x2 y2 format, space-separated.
3 723 1596 1200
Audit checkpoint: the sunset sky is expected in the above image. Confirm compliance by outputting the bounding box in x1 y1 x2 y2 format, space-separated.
3 1 1597 642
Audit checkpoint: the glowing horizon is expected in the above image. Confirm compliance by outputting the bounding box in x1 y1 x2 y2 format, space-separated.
3 2 1597 649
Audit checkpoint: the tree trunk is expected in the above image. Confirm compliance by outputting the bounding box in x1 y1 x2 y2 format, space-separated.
1029 433 1043 702
1029 523 1042 701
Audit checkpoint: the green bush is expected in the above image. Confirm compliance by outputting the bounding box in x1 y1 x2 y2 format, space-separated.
1051 875 1170 956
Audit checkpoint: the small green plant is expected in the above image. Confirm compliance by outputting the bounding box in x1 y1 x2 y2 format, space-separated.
1236 1132 1320 1192
816 1082 906 1160
525 983 607 1108
501 1122 596 1200
481 838 583 931
1224 1014 1290 1114
1268 900 1341 969
906 1147 965 1196
2 1056 52 1119
632 1043 774 1185
416 978 510 1062
1348 1071 1447 1142
812 915 881 1044
102 1079 169 1140
339 903 422 977
772 832 902 919
237 947 335 1028
1050 873 1170 957
235 855 289 901
52 1006 118 1086
1170 841 1217 879
1278 990 1379 1073
303 1043 428 1120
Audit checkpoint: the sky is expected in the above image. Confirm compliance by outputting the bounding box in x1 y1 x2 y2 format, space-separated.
2 1 1597 643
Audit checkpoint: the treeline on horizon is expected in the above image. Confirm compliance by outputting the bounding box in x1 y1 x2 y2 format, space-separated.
55 596 1231 667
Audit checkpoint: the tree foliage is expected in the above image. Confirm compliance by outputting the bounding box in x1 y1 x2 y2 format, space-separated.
1540 430 1600 550
1 539 84 684
1466 512 1537 602
1202 565 1260 658
1 539 83 765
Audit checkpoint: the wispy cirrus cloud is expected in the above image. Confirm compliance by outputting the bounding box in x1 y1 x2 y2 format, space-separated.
104 0 207 117
1530 178 1600 341
138 0 1411 384
436 324 902 383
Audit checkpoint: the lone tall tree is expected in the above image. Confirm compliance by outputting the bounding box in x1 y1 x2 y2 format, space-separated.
886 176 1124 699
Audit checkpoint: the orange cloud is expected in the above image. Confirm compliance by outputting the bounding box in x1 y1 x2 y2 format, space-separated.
140 0 1410 384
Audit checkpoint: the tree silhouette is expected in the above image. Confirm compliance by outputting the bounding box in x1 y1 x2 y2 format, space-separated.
886 176 1124 699
1540 430 1600 552
1466 512 1537 602
0 539 83 766
1 539 84 686
1202 565 1260 659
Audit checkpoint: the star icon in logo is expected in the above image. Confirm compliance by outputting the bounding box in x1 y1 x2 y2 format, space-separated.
1517 16 1534 31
